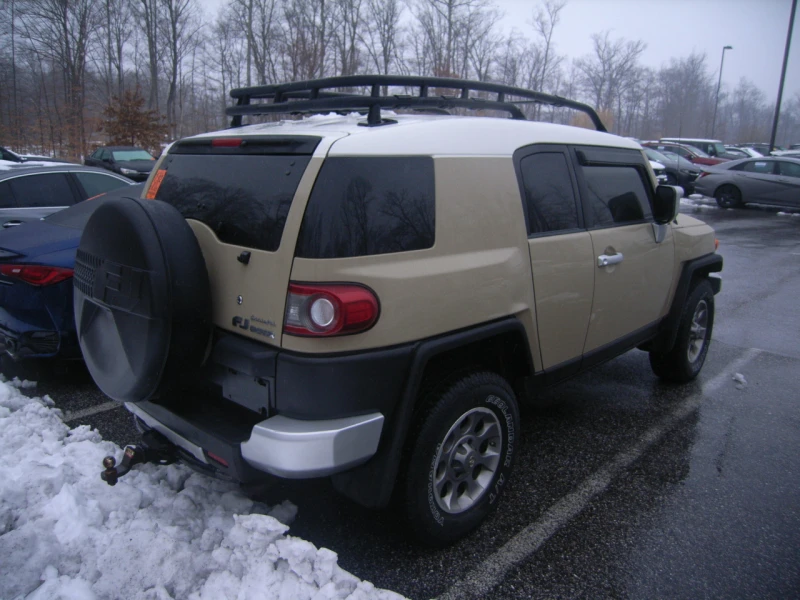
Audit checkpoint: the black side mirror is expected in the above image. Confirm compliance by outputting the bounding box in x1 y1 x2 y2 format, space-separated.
653 185 681 224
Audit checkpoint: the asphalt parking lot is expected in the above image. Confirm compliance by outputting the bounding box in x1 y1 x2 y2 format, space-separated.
7 197 800 599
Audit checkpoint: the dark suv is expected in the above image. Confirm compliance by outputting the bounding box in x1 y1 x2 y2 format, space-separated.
84 146 157 181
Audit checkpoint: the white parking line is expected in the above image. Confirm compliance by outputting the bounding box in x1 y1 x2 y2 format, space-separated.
62 401 121 423
438 347 763 600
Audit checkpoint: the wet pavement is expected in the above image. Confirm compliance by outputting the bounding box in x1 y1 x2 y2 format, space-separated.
5 198 800 599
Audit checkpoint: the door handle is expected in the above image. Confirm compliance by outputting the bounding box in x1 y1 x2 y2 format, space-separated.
2 220 21 228
597 253 624 267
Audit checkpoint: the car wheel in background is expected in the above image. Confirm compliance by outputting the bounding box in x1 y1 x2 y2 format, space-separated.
714 184 743 208
401 371 520 546
665 173 678 186
649 279 715 383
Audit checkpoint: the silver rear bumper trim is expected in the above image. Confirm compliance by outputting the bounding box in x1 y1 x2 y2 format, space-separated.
241 412 384 478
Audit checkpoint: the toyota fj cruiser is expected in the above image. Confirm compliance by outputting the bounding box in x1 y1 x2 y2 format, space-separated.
74 76 722 546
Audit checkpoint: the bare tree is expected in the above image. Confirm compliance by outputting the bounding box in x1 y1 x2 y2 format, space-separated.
159 0 202 138
530 0 565 117
576 31 646 116
360 0 403 75
16 0 103 157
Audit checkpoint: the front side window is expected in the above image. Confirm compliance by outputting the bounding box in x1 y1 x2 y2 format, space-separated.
582 165 652 227
519 152 579 234
8 173 75 208
296 157 435 259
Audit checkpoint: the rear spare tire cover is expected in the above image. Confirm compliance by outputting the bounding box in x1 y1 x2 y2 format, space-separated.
73 197 212 403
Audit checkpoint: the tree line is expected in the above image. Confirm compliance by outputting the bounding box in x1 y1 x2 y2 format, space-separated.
1 0 798 159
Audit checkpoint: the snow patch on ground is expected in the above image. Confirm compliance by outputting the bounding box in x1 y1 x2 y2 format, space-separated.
680 196 719 210
777 211 800 217
0 377 405 600
733 372 748 389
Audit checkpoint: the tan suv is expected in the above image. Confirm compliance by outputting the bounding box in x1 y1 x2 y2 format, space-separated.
73 76 722 546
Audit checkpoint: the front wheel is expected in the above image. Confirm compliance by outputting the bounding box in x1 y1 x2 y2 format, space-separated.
650 279 715 383
714 184 743 208
402 371 520 546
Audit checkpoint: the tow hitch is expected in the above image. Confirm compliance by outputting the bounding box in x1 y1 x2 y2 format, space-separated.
101 430 177 485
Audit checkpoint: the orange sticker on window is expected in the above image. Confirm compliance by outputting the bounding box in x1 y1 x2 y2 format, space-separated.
146 169 167 199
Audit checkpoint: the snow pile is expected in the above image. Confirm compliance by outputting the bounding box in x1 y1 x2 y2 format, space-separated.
0 377 405 600
733 372 748 389
777 211 800 217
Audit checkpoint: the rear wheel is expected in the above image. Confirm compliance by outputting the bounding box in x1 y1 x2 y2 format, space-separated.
650 279 714 383
402 371 520 546
714 184 743 208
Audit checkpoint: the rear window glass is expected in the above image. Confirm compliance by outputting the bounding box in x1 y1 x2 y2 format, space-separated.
295 157 435 259
154 154 311 252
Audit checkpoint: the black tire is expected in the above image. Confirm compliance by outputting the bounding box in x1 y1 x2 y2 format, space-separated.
650 279 715 383
714 184 743 208
402 371 520 546
73 197 212 403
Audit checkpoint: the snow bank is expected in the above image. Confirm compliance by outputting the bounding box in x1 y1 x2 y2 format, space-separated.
0 377 405 600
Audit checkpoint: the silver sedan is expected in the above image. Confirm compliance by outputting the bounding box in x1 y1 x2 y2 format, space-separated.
694 157 800 209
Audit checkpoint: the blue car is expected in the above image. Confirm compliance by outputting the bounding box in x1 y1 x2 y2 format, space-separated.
0 184 144 367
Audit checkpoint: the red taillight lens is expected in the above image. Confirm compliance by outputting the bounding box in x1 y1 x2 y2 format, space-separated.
284 283 379 337
697 171 709 179
0 264 74 286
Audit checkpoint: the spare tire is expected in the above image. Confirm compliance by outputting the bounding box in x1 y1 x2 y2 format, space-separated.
74 197 212 403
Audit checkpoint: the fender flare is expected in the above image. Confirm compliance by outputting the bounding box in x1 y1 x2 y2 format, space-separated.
331 317 533 508
651 253 722 353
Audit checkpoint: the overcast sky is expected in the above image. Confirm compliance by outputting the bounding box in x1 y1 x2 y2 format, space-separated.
199 0 799 102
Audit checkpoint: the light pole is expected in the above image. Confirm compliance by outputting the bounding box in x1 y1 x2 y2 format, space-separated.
711 45 733 139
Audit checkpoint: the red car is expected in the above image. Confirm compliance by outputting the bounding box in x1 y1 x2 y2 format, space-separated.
643 142 727 166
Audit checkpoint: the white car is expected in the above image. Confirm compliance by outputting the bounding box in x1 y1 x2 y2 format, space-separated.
726 146 764 158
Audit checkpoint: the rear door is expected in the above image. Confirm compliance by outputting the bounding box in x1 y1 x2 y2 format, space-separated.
149 134 340 346
573 146 674 356
3 172 80 226
732 159 781 202
515 145 594 372
775 160 800 208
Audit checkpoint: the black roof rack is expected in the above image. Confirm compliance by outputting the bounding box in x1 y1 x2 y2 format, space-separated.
227 75 607 132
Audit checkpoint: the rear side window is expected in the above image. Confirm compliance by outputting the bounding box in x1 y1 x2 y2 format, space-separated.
8 173 75 208
518 152 580 234
154 154 311 252
778 161 800 178
75 172 129 198
0 182 14 208
296 157 435 259
739 160 774 174
582 166 652 227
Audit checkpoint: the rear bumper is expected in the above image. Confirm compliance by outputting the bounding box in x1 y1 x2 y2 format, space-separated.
124 330 412 483
129 401 384 478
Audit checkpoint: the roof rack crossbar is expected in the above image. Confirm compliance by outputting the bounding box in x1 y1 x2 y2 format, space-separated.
227 75 606 131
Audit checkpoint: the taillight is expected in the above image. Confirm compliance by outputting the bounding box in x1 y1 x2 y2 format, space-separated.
698 171 710 179
211 138 243 147
0 264 74 286
284 282 379 337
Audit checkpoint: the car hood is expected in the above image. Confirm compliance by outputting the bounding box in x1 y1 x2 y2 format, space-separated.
117 160 156 173
0 220 80 262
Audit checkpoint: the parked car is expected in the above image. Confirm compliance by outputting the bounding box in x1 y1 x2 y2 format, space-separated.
1 146 26 163
660 137 737 160
694 157 800 208
84 146 157 181
643 141 727 166
724 146 764 159
73 76 723 546
643 147 702 195
0 164 134 228
0 184 145 369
